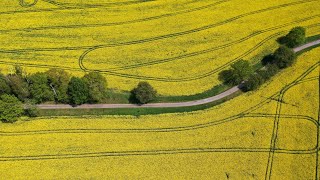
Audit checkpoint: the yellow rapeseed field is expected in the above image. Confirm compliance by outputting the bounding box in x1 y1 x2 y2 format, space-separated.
0 43 319 179
0 0 319 95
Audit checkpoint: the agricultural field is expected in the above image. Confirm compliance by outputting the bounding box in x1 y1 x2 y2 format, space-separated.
0 46 319 178
0 0 319 95
0 0 319 179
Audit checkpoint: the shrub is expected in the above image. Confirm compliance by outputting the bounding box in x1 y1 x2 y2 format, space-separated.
132 82 157 104
277 27 306 48
242 73 265 92
7 74 30 101
273 46 296 69
0 94 24 123
261 64 280 80
0 73 11 95
261 54 275 66
218 60 253 86
82 72 107 103
46 68 70 103
67 77 89 105
24 100 40 117
28 72 55 103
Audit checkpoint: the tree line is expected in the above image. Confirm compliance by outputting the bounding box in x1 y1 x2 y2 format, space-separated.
0 26 309 123
219 27 306 91
0 68 157 122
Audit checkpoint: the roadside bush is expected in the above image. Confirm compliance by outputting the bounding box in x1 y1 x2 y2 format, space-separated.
273 46 296 69
218 60 253 86
24 100 40 117
259 64 280 80
28 72 55 103
261 54 275 65
46 68 70 103
0 94 24 123
7 74 30 101
242 73 265 92
131 82 157 104
277 27 306 48
67 77 89 105
82 72 107 103
0 73 11 95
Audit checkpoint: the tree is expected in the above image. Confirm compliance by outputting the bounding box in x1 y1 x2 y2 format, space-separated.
7 74 30 101
82 72 107 103
0 94 24 123
218 60 253 86
0 73 11 95
278 27 306 48
46 68 70 103
24 100 40 117
67 77 89 105
261 54 275 66
132 82 157 104
273 46 296 69
258 64 279 80
218 69 236 85
28 72 54 103
242 73 264 92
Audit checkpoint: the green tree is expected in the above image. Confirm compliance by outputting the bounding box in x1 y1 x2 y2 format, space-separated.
7 74 30 101
0 94 24 123
24 100 40 117
28 72 54 103
218 60 253 85
132 82 157 104
46 68 70 103
278 27 306 48
273 46 296 69
258 64 279 80
242 73 265 92
0 73 11 95
67 77 89 105
82 72 107 103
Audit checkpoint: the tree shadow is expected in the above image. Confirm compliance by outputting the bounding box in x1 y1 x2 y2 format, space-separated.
261 54 275 65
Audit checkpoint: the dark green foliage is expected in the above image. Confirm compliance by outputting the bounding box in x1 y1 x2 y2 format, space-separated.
242 73 265 92
277 27 306 48
218 60 253 85
24 101 40 117
24 107 39 117
67 77 89 105
28 72 54 103
218 69 236 86
258 64 280 80
132 82 157 104
7 74 30 101
231 60 253 82
24 99 40 117
261 54 275 65
82 72 107 103
14 65 24 77
46 68 70 103
0 94 23 123
0 73 11 95
273 46 296 68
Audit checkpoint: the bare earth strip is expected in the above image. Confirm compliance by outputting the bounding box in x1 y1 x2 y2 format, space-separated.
36 40 320 110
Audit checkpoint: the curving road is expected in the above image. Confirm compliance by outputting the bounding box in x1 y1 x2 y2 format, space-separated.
37 40 320 110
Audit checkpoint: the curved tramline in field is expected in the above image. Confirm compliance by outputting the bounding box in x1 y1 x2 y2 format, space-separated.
19 0 38 7
0 1 319 179
0 0 318 97
0 47 319 179
36 39 320 110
